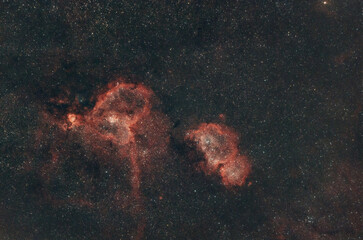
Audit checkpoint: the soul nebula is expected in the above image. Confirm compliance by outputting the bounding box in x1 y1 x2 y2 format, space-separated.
186 123 251 187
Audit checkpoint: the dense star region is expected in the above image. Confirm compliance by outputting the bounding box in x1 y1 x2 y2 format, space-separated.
0 1 361 239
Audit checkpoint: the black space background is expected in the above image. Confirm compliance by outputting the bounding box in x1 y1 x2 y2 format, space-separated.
0 1 362 240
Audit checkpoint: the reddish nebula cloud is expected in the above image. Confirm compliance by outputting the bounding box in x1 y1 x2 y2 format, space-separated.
186 123 251 187
38 80 171 239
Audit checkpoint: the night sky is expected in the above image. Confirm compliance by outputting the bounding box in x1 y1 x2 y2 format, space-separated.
0 1 362 240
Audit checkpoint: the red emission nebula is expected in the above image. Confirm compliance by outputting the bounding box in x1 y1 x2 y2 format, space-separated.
37 79 251 239
186 123 251 187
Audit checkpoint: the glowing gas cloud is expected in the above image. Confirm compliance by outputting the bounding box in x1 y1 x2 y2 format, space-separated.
41 81 171 239
186 123 251 187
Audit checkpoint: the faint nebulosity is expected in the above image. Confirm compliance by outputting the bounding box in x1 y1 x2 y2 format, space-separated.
0 1 362 240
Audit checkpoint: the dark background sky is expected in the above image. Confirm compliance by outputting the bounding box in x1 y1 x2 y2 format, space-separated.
0 1 362 239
